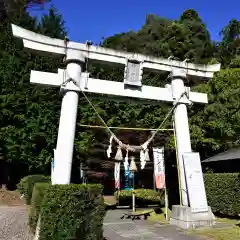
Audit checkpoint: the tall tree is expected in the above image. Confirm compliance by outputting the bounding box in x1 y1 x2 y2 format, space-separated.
190 69 240 159
78 9 240 173
1 5 240 185
217 19 240 67
103 10 213 64
0 0 49 22
221 19 240 44
0 5 66 186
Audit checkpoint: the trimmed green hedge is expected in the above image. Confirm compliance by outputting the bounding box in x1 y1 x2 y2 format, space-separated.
204 173 240 216
39 184 105 240
115 189 164 206
17 175 50 205
29 183 50 233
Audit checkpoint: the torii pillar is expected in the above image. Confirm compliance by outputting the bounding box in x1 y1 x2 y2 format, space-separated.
170 69 215 229
52 51 84 185
170 69 192 207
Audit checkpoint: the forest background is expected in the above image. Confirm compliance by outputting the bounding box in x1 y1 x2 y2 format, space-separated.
0 0 239 188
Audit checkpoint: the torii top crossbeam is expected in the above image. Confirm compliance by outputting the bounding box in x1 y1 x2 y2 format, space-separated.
12 24 220 79
11 24 220 105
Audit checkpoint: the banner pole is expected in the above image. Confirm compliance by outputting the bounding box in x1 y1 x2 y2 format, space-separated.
163 155 168 221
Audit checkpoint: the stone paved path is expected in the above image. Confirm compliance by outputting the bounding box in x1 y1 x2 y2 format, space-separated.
104 210 201 240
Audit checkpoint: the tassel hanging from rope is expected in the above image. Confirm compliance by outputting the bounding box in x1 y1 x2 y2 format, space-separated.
115 146 123 161
144 148 150 161
130 156 137 172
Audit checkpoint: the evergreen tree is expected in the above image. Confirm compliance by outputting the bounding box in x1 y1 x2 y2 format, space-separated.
79 9 240 172
0 4 66 186
217 19 240 67
1 6 240 186
103 10 213 64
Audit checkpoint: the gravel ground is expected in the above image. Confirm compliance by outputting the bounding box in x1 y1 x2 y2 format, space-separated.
0 206 33 240
0 206 202 240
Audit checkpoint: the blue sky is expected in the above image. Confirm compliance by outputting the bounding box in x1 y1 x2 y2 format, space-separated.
31 0 240 44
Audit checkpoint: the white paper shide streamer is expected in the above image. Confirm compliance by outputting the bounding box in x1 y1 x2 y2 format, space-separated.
107 135 113 158
140 149 146 169
114 162 120 189
140 147 150 169
123 150 129 170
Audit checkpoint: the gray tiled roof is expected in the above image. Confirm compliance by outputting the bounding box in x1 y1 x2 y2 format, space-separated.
202 147 240 163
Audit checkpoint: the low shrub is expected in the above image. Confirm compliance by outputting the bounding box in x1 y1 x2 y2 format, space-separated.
115 189 164 206
17 175 50 205
29 183 50 233
39 184 105 240
204 173 240 216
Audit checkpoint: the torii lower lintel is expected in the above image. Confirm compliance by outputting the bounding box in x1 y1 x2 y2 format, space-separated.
30 69 208 104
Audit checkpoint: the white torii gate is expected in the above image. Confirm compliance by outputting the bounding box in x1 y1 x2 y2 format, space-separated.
12 24 220 228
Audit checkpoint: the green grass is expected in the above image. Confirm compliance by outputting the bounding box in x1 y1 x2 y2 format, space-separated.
137 207 240 240
136 207 172 224
189 217 240 240
190 227 240 240
215 217 239 225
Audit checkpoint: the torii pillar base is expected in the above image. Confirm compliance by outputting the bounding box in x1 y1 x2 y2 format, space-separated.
170 205 215 229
